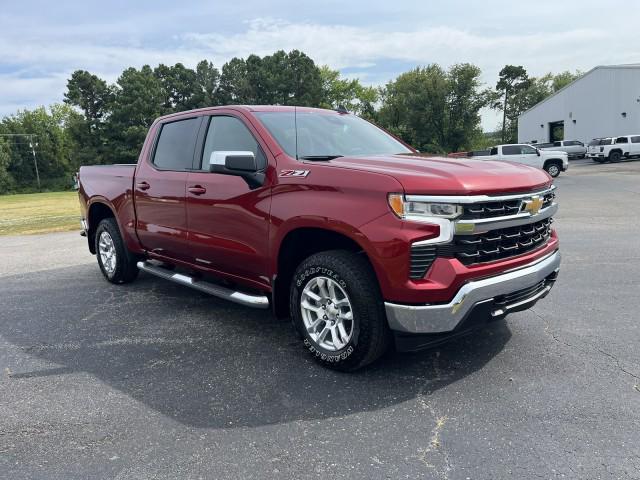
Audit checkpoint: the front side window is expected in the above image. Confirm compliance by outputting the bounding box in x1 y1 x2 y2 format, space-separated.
553 141 561 147
255 111 412 159
520 145 537 155
153 117 200 170
490 147 498 155
615 137 629 144
201 116 266 170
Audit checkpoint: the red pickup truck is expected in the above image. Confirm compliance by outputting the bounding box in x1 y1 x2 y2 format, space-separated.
78 105 560 371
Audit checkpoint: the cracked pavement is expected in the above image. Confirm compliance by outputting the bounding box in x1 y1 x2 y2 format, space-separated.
1 159 639 479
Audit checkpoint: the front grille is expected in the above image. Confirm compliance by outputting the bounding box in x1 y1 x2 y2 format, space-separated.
462 200 521 219
439 218 552 265
460 190 556 220
409 245 437 279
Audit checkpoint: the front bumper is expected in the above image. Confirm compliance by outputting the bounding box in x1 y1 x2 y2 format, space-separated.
385 250 560 335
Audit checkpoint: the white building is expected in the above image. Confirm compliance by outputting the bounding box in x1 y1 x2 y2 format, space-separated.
518 64 640 144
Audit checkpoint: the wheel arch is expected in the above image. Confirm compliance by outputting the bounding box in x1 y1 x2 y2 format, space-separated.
271 224 377 319
86 199 118 254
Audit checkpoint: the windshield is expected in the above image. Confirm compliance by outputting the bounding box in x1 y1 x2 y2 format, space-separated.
255 111 413 159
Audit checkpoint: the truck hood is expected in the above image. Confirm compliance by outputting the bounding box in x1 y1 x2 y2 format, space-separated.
542 149 568 156
325 154 551 195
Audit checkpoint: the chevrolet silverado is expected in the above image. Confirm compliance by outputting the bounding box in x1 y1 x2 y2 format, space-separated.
78 106 561 371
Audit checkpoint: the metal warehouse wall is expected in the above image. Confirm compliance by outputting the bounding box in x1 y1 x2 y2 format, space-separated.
518 66 640 144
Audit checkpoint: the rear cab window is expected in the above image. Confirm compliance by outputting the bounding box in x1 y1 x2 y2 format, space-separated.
502 145 521 155
153 117 201 170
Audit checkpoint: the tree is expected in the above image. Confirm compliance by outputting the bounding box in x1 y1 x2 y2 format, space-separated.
551 70 582 92
494 65 530 143
0 139 15 193
154 63 198 112
0 105 76 190
377 64 490 153
107 66 165 163
64 70 113 127
193 60 220 108
319 66 378 117
445 63 491 152
64 70 113 166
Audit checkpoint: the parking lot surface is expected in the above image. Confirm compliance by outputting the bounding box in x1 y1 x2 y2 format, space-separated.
1 159 639 479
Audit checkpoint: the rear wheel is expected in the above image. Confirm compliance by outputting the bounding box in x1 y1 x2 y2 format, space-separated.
95 218 139 284
544 161 561 178
609 151 622 163
290 250 390 371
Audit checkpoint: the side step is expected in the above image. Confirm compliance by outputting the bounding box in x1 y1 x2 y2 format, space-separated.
136 261 269 309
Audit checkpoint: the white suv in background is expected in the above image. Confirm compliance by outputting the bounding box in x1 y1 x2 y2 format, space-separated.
601 135 640 162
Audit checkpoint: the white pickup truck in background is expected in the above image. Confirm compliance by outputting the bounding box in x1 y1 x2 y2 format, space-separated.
535 140 586 159
600 135 640 163
469 144 569 177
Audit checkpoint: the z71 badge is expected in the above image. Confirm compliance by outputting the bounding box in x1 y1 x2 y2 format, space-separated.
279 170 310 177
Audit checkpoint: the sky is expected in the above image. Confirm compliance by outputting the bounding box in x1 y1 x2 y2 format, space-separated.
1 0 639 131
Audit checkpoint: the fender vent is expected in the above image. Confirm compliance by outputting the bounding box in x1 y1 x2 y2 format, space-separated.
409 245 437 279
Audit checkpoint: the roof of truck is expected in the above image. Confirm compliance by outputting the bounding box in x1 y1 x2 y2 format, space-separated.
155 105 346 123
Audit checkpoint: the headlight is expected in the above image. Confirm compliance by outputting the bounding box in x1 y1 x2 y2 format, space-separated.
388 194 462 220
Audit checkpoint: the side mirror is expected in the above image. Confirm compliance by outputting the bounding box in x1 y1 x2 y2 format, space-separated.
209 151 265 189
536 149 541 156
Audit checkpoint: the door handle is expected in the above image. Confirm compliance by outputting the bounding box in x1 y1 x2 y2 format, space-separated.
188 185 207 195
136 181 150 191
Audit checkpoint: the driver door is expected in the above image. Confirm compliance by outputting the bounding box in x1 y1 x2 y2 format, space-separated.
518 145 541 167
185 114 272 288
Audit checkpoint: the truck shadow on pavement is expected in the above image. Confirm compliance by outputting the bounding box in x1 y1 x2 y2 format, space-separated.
1 264 511 429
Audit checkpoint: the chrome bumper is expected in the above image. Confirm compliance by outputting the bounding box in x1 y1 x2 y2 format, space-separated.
385 250 561 334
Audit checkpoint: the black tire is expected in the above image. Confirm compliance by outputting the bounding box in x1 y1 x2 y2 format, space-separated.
609 151 622 163
544 161 562 178
289 250 390 371
94 218 139 284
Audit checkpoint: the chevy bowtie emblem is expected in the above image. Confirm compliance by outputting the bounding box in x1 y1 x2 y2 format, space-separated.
522 196 543 215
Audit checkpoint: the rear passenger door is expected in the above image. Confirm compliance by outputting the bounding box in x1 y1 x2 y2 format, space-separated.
134 116 202 262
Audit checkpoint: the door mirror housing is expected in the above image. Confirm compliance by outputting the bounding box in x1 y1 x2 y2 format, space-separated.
536 148 541 156
209 151 265 189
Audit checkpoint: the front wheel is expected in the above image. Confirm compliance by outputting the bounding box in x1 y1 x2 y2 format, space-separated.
609 151 622 163
290 250 390 371
544 162 561 178
95 218 139 284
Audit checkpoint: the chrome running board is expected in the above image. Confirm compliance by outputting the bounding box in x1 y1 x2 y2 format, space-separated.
136 261 269 309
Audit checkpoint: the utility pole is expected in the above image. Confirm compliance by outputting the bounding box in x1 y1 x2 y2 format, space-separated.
0 133 40 191
29 135 41 191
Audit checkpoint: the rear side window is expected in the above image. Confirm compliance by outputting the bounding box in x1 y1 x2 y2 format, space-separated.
631 136 640 143
502 145 520 155
553 141 561 146
615 137 629 144
153 118 200 170
201 116 266 170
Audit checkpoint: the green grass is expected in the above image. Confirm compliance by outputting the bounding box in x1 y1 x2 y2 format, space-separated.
0 191 81 235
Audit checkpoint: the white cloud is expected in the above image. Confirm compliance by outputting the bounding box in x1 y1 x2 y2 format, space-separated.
2 11 640 130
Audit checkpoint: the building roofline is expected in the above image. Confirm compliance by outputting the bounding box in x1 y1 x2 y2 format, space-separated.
518 63 640 118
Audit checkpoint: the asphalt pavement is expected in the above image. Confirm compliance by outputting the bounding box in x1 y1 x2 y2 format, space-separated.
1 158 639 479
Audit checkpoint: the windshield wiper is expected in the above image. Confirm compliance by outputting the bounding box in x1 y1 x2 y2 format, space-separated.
298 155 344 161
